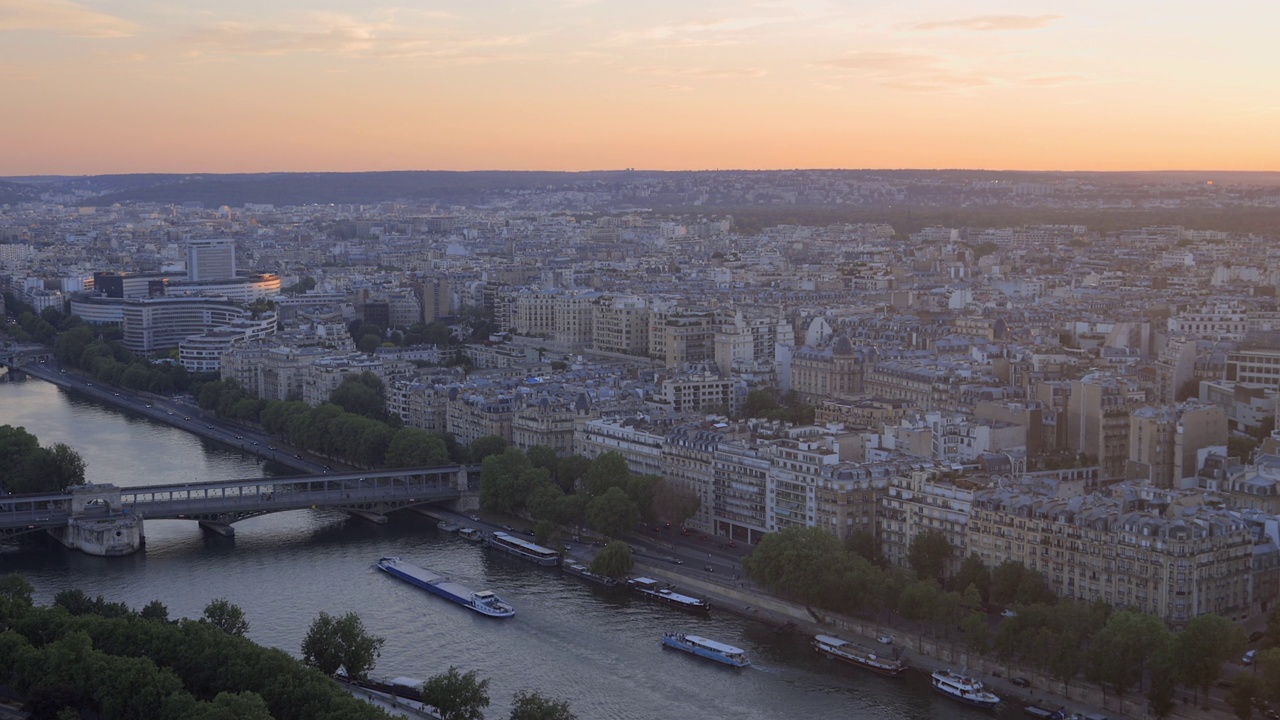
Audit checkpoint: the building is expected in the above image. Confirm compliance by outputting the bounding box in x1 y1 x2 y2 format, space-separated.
789 335 868 403
1067 373 1148 482
662 427 722 533
178 314 277 373
186 239 236 282
592 294 649 356
880 468 976 577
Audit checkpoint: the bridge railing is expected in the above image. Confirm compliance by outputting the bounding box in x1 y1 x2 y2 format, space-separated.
125 479 459 519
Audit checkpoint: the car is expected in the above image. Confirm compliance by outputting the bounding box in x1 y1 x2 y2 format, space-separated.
85 383 92 387
1243 649 1257 665
251 441 259 445
469 515 480 522
502 524 513 531
1011 677 1031 688
112 392 120 396
145 404 151 408
719 540 738 549
1001 609 1018 618
268 446 277 450
294 454 302 459
682 528 692 536
667 557 684 565
59 369 65 374
1250 630 1266 643
1260 708 1279 720
236 435 244 440
703 565 714 572
206 425 213 429
183 416 191 420
876 636 893 645
166 411 173 415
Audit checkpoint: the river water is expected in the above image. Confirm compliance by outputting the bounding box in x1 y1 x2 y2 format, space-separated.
0 377 1015 719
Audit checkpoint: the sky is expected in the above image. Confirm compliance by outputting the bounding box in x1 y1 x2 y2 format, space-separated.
1 0 1277 175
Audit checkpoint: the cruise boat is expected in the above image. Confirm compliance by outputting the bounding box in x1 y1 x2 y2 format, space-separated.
626 577 710 613
376 557 515 618
458 527 485 542
486 531 561 566
931 669 1000 709
437 520 460 533
813 634 908 677
562 561 619 588
661 632 750 668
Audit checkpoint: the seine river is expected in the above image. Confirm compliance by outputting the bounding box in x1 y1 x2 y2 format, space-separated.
0 377 1013 719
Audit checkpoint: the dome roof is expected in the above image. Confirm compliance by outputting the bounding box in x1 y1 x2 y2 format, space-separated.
831 334 856 357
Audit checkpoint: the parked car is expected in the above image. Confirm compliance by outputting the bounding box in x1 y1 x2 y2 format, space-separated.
1001 609 1018 618
876 636 893 645
1011 677 1031 688
1243 649 1257 665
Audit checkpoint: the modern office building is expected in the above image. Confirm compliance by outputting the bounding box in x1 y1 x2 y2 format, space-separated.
186 239 236 282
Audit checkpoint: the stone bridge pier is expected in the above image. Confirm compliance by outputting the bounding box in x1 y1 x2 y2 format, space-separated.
48 484 144 557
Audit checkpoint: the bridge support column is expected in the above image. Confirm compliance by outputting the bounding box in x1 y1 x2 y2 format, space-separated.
48 515 144 557
198 521 236 537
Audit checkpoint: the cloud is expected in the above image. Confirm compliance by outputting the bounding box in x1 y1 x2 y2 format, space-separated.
907 14 1060 32
628 66 767 79
606 16 790 48
177 15 529 62
0 0 138 38
817 51 989 91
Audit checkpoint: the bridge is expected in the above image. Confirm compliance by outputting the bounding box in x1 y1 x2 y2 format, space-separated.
0 465 478 556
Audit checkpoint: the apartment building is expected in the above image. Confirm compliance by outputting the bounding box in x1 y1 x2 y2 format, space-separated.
592 294 649 356
879 468 977 577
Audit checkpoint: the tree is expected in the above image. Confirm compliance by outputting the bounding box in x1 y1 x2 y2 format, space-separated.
468 435 508 464
480 449 536 514
1228 675 1258 720
1085 609 1172 701
590 541 634 578
648 478 701 528
420 667 490 720
1147 649 1178 719
1258 648 1280 706
526 482 565 522
202 599 249 637
526 446 559 477
1173 613 1246 702
583 452 629 497
948 554 991 602
844 529 885 567
329 372 388 422
385 428 449 468
534 519 556 546
508 690 577 720
301 611 385 680
555 455 591 493
140 600 170 623
907 529 952 582
585 487 640 537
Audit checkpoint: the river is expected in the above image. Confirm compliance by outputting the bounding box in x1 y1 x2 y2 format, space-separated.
0 377 1018 719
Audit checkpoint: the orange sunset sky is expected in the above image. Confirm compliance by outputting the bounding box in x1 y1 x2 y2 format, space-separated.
2 0 1277 175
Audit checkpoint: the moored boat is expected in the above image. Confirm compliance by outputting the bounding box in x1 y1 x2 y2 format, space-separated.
626 577 710 613
813 634 908 677
458 527 485 542
376 557 515 618
661 632 750 668
1024 706 1066 720
486 531 561 566
931 669 1000 709
562 561 619 587
437 520 461 532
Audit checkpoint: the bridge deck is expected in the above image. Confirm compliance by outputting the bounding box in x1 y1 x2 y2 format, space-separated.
1 466 474 533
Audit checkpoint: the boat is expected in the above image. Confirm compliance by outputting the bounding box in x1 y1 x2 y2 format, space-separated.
459 527 485 542
661 632 750 668
626 577 710 613
485 531 561 566
562 561 619 588
1024 706 1066 720
376 557 515 618
437 520 460 533
813 634 908 677
931 669 1001 709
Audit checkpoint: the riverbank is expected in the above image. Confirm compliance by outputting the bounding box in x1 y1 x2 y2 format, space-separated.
626 557 1234 720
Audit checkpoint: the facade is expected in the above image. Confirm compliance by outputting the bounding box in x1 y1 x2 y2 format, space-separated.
592 294 649 356
879 468 975 577
573 417 665 477
186 239 236 282
178 314 278 372
711 439 771 544
662 427 722 533
447 393 515 445
969 486 1255 626
1067 374 1148 482
789 335 867 403
118 296 249 355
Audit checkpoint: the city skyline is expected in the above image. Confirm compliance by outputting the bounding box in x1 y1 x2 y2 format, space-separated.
2 0 1277 175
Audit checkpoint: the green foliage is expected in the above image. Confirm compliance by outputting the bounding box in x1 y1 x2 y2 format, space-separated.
1172 613 1245 698
508 690 577 720
844 529 884 567
526 482 566 522
329 372 390 422
1085 609 1172 700
648 478 701 528
301 611 384 681
745 526 882 612
590 541 634 578
906 529 951 582
534 519 556 546
583 452 629 497
1147 648 1178 719
139 600 170 623
469 435 509 464
0 425 85 494
526 446 559 476
202 598 249 637
585 487 640 537
990 560 1056 606
1228 675 1258 720
385 428 450 467
421 667 490 720
480 449 535 514
948 555 991 601
739 388 815 424
555 455 591 493
1259 648 1280 706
